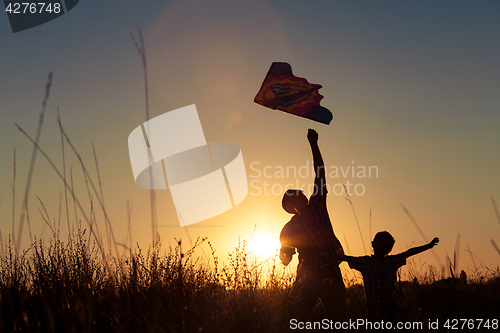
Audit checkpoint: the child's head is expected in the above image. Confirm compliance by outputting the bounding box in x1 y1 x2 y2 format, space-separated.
372 231 395 256
282 189 308 214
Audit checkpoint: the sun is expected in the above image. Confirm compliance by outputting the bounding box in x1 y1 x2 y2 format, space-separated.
250 233 281 259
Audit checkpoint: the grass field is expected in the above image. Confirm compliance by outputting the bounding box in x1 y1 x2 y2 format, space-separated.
1 226 499 332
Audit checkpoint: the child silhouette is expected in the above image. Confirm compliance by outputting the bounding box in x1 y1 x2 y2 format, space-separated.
333 232 439 320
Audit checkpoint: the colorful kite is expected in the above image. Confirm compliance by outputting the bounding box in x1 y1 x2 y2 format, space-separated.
254 62 333 125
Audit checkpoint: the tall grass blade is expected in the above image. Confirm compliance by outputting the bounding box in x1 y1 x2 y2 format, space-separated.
369 207 372 246
0 230 3 257
445 251 454 278
70 166 78 226
342 232 352 255
16 71 52 254
126 199 133 250
92 141 120 257
344 185 367 254
492 197 500 227
491 238 500 256
454 234 461 276
12 147 16 250
56 125 120 256
13 123 105 256
466 244 477 271
131 28 158 243
37 195 54 235
57 108 72 238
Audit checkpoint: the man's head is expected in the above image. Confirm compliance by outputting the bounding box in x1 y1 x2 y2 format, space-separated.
282 189 308 214
372 231 395 257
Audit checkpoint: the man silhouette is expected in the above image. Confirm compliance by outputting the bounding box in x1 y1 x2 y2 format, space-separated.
280 129 346 321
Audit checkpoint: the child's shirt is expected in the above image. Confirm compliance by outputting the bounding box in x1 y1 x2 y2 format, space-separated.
348 254 406 305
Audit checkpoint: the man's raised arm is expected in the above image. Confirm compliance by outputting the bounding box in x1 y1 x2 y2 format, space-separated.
308 129 325 182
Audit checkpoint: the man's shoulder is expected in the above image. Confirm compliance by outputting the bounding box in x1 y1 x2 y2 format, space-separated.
280 219 292 230
308 193 328 214
280 217 298 236
309 186 328 204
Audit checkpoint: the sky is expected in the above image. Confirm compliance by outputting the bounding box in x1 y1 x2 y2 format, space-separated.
1 0 499 278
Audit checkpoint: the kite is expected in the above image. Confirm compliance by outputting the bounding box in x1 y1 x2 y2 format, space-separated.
254 62 333 125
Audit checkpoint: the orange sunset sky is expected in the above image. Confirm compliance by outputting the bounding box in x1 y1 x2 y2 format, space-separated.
1 0 499 277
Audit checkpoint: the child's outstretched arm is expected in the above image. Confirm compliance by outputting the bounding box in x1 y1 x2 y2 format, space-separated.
402 237 439 259
331 253 352 263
